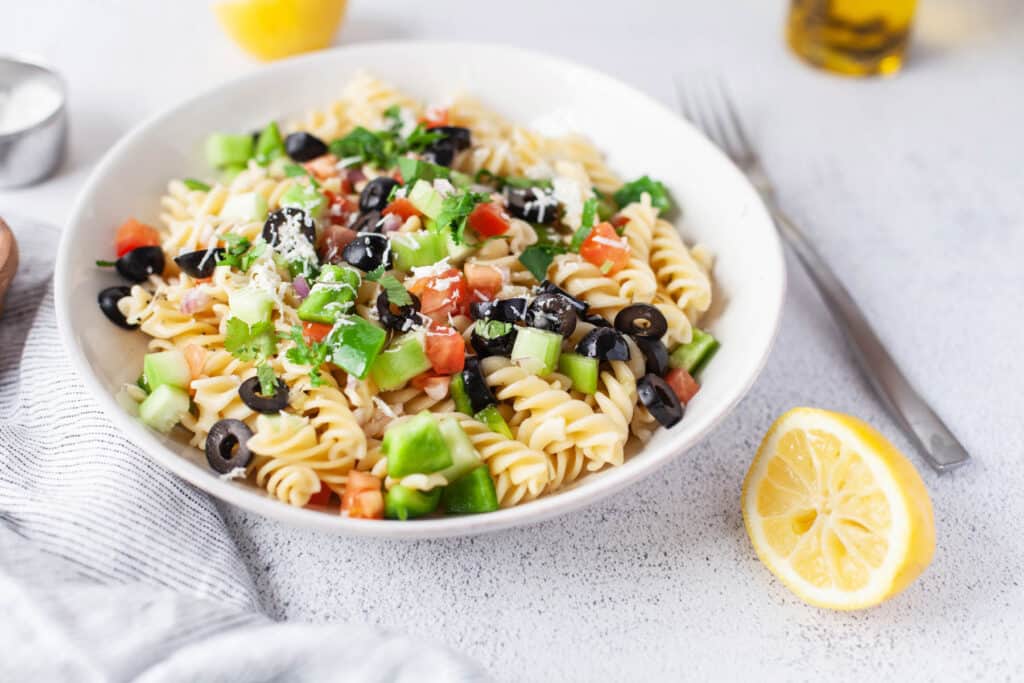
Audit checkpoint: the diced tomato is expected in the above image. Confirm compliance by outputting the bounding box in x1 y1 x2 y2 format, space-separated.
467 202 510 238
464 262 503 301
611 214 630 230
323 190 358 226
410 268 469 322
303 321 333 343
579 221 630 276
382 198 420 222
349 490 384 520
424 325 465 375
342 471 384 519
420 106 449 129
306 481 334 507
183 344 208 379
114 219 161 258
411 372 452 401
318 223 358 264
665 368 700 404
303 154 340 180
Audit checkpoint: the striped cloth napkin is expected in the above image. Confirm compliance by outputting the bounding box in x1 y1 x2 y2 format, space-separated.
0 215 487 683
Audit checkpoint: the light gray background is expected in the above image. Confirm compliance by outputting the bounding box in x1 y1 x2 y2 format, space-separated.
3 1 1022 680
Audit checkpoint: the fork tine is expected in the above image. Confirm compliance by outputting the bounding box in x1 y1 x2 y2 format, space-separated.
675 77 734 160
714 79 755 160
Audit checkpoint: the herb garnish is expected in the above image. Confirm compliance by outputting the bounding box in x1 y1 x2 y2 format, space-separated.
283 325 331 387
217 234 266 272
613 176 672 214
183 178 212 192
225 317 278 362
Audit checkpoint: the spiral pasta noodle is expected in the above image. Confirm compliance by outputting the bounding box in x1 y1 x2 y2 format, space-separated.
548 254 630 321
650 218 713 324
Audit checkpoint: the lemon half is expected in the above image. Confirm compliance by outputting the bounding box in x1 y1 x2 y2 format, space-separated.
214 0 348 61
742 407 935 610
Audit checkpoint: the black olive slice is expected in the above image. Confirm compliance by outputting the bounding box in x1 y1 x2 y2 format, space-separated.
536 281 588 315
575 327 631 361
584 314 612 328
376 291 421 332
461 357 496 414
284 131 329 162
263 207 317 248
431 126 472 151
239 376 289 414
470 297 527 323
350 210 384 234
343 233 392 272
525 292 577 337
470 320 518 358
359 177 399 213
504 186 559 224
637 374 684 428
98 286 137 329
634 337 670 377
173 248 225 279
205 419 255 473
614 304 668 339
116 246 165 283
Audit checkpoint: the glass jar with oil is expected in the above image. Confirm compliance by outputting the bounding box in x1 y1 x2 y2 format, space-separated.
787 0 918 77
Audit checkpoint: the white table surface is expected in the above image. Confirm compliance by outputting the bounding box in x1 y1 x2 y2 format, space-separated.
3 1 1023 680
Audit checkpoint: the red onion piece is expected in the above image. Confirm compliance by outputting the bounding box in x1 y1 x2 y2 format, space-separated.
346 168 366 185
293 275 311 299
380 213 404 233
180 289 211 314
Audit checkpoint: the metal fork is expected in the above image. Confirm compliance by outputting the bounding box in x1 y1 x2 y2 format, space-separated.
674 78 971 472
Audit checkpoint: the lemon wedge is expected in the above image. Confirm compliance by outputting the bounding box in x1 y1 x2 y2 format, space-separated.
742 407 935 610
213 0 348 61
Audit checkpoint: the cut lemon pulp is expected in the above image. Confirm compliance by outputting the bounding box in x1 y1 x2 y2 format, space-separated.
214 0 348 61
742 407 935 609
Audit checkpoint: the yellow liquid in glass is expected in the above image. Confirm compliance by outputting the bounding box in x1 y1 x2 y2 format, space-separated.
787 0 918 77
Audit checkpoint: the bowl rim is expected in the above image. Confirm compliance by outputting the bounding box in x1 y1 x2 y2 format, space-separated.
54 40 786 539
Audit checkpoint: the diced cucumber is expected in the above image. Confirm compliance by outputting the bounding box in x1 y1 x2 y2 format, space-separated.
558 353 599 394
280 182 327 218
384 485 442 521
473 405 513 439
327 316 387 380
369 331 432 391
511 327 562 376
389 231 448 271
397 157 450 185
436 417 483 484
408 179 444 219
229 287 274 325
450 373 473 416
669 328 720 374
205 133 253 169
222 163 247 181
138 384 190 433
143 350 191 391
450 170 473 189
219 192 268 222
446 234 477 263
254 121 285 164
442 466 499 514
383 411 453 477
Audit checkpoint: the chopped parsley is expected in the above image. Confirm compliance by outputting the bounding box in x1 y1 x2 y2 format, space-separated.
613 176 672 214
518 243 567 281
225 317 277 362
328 118 442 170
95 259 116 267
378 273 412 307
363 264 387 282
569 198 600 252
256 362 277 397
183 178 211 192
217 234 266 272
283 325 331 386
435 191 491 244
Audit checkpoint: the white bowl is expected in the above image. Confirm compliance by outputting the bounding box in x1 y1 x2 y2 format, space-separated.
55 42 785 538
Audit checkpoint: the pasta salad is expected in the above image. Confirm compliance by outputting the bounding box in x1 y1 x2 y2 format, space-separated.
96 73 719 520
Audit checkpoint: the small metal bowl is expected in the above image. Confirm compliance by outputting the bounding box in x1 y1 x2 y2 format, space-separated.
0 56 67 188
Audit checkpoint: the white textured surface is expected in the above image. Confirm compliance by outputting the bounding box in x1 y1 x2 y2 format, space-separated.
2 0 1023 681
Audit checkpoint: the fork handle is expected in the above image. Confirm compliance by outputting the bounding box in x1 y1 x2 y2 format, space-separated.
769 206 971 472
